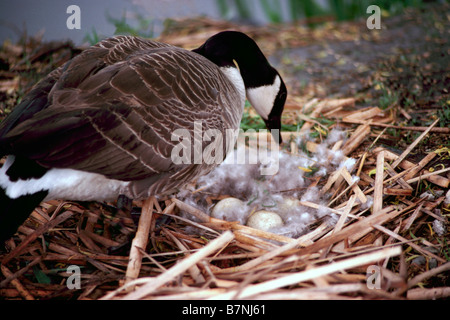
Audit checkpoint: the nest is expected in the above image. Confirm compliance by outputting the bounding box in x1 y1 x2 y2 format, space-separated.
1 97 448 300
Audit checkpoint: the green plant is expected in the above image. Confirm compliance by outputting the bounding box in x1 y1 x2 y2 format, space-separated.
437 104 450 129
106 11 154 38
83 10 154 45
260 0 283 23
240 103 302 132
217 0 430 26
217 0 252 20
84 27 100 45
372 80 399 110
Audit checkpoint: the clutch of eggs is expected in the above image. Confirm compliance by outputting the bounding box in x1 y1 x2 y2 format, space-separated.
211 197 287 231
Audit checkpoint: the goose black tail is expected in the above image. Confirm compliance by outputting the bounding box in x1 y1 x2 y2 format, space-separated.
0 188 48 244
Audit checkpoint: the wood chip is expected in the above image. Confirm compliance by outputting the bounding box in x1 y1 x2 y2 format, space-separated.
373 151 385 214
342 123 371 155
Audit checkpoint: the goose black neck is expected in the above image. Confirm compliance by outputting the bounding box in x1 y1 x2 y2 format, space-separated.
192 31 276 89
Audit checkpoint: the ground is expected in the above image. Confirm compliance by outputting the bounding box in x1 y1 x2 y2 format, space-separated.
0 3 448 300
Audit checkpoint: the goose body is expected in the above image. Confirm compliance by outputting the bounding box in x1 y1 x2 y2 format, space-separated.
0 31 287 243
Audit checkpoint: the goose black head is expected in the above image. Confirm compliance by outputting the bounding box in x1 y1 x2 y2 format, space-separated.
193 31 287 143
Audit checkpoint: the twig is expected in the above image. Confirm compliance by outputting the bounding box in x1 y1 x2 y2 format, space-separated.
162 211 220 236
333 195 357 235
342 107 382 122
406 167 450 184
209 246 402 299
162 227 205 284
2 210 76 265
407 261 450 289
0 255 43 288
340 167 367 203
298 200 360 220
342 122 371 156
356 127 387 178
299 101 325 134
373 151 385 214
302 201 417 255
327 178 358 206
341 119 449 133
1 264 34 300
222 230 313 273
102 231 234 300
402 203 423 232
171 197 211 222
384 162 413 190
124 197 154 286
407 287 450 300
321 195 357 258
391 119 439 170
250 283 367 300
404 152 437 181
374 147 449 188
373 224 445 263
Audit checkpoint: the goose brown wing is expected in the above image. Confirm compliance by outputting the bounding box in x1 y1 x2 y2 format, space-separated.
0 41 238 181
0 36 173 141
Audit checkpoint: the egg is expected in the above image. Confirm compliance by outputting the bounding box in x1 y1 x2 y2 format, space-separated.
211 197 248 224
246 210 283 231
277 197 301 214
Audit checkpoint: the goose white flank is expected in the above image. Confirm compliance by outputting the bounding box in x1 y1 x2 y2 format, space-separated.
0 31 287 243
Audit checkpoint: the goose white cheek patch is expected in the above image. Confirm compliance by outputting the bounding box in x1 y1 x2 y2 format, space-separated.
246 75 281 120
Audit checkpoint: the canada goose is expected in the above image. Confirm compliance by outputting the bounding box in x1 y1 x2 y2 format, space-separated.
0 31 287 243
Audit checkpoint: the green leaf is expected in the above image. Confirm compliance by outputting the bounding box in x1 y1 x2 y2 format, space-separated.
33 266 51 284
